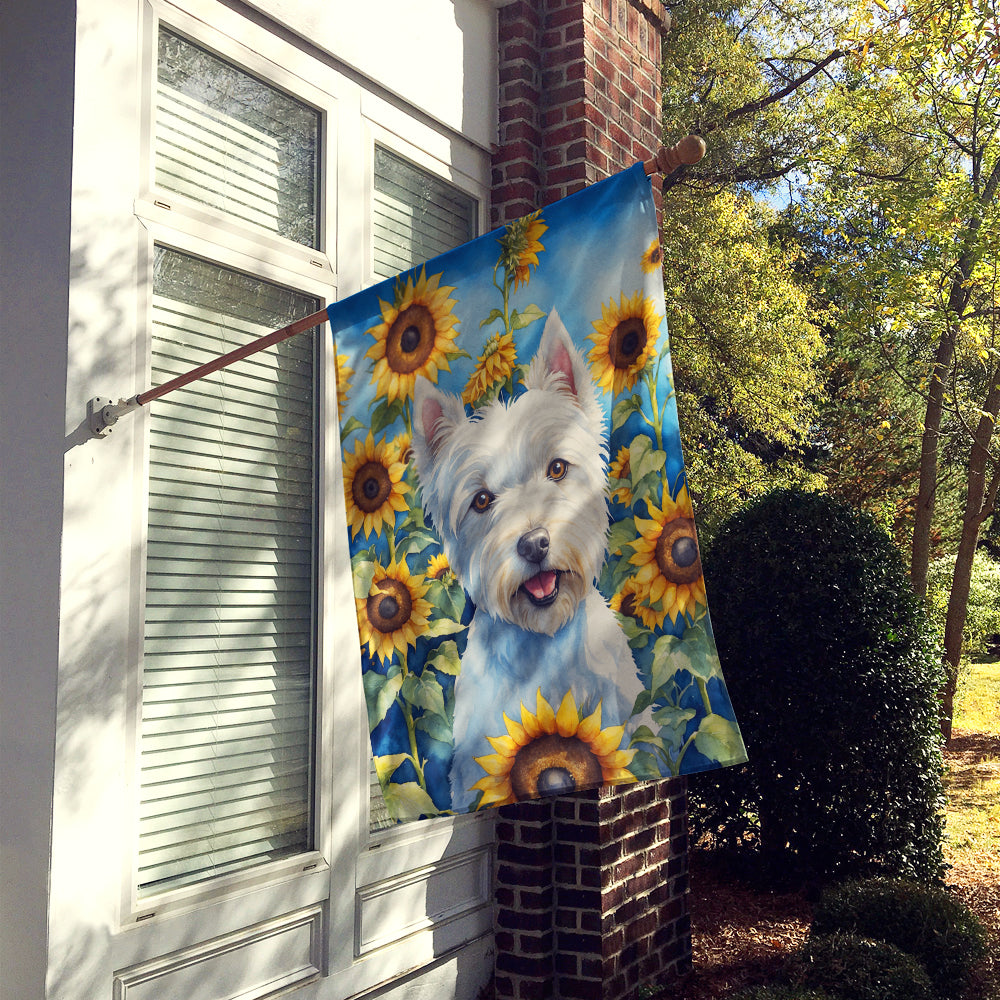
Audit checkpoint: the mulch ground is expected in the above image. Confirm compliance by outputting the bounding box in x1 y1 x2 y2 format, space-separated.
667 733 1000 1000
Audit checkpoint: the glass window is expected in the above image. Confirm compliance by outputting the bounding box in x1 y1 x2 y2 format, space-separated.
138 246 318 895
372 146 477 279
156 27 321 248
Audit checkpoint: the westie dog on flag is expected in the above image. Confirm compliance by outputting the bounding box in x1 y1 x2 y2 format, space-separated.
412 310 647 810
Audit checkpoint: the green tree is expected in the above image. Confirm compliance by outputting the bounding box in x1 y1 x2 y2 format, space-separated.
805 0 1000 736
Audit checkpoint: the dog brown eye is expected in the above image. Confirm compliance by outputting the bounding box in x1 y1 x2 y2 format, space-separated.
471 489 495 512
547 458 569 481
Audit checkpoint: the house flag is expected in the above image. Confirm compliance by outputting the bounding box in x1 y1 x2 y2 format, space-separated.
328 163 747 823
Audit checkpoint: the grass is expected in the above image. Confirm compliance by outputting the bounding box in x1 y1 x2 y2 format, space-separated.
945 660 1000 870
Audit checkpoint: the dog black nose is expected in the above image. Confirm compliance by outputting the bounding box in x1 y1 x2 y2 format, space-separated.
517 527 549 564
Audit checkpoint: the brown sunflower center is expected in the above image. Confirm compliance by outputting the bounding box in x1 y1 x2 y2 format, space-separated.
352 460 392 513
654 517 702 585
367 578 413 634
619 592 637 617
386 304 437 374
609 317 648 370
509 733 603 800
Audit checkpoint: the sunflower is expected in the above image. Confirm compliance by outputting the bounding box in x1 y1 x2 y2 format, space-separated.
610 576 662 631
462 331 517 404
499 210 547 291
640 238 663 274
588 291 662 396
608 444 633 506
357 559 433 665
426 552 451 580
469 689 636 807
629 484 707 626
335 352 354 416
366 267 460 404
343 431 409 540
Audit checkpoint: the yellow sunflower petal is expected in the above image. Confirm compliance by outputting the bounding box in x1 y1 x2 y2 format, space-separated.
503 711 528 746
555 690 579 737
576 702 603 743
474 752 512 777
589 723 627 758
487 734 520 757
534 690 556 733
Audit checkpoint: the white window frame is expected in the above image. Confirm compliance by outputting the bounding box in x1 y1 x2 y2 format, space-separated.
109 0 496 992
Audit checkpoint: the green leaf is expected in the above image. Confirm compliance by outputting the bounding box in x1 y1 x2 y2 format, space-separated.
422 617 467 640
653 704 697 744
363 665 403 731
352 558 377 601
400 672 447 720
607 517 637 555
510 304 546 330
631 689 653 716
395 529 438 559
693 714 745 764
415 712 454 745
479 308 505 329
426 639 462 676
373 753 409 785
634 441 667 482
382 781 442 822
628 749 664 779
340 415 364 443
370 397 406 436
612 395 643 428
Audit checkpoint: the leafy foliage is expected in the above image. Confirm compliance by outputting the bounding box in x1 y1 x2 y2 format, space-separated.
811 878 988 999
790 933 934 1000
927 550 1000 658
691 488 947 882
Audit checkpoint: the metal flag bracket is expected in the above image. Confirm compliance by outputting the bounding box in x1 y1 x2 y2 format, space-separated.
88 395 141 438
86 136 705 440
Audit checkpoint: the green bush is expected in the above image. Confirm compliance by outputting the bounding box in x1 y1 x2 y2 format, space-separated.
692 488 946 882
811 878 988 999
791 933 934 1000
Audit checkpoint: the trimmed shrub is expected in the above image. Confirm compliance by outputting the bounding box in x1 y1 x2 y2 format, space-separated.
791 933 934 1000
812 878 988 999
691 488 946 882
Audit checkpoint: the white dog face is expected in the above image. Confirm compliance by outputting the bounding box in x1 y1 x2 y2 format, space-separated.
412 310 610 635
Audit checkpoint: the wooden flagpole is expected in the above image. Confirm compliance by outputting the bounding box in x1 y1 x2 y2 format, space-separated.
88 136 705 437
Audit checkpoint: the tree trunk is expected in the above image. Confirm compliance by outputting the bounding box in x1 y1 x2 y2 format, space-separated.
940 376 1000 741
910 330 955 597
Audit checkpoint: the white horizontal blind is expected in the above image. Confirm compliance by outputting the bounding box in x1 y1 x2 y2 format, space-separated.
372 146 477 281
155 27 320 248
139 247 318 895
368 149 478 830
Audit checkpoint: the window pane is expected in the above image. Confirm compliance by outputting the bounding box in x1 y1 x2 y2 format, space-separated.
372 146 477 279
139 247 318 895
156 28 320 248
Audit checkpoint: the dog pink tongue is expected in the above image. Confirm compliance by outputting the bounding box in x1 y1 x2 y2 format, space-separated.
524 570 557 600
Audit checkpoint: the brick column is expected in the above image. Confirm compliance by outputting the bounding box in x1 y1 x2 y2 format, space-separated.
490 7 690 999
492 0 668 228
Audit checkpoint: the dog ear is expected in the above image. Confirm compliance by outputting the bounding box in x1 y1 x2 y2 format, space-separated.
412 376 464 460
527 309 594 402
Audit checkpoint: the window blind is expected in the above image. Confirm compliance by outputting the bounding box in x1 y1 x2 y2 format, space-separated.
372 146 477 282
138 248 318 895
155 27 320 249
368 149 477 830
